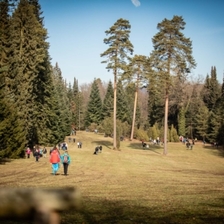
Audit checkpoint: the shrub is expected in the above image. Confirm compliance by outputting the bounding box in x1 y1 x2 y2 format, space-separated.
135 128 149 141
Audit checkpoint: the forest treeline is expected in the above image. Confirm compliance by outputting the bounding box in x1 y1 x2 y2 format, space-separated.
0 0 224 158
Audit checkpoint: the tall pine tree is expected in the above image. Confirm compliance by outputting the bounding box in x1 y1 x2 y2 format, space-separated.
150 16 196 154
101 18 134 149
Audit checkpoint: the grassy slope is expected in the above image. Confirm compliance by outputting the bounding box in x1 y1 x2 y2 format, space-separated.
0 131 224 224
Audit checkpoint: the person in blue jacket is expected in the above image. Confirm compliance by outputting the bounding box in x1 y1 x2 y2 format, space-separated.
60 150 71 175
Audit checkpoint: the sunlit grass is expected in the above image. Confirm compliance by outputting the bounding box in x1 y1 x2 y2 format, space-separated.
0 131 224 223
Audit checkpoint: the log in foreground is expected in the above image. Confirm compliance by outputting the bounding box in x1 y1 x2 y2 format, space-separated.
0 187 81 224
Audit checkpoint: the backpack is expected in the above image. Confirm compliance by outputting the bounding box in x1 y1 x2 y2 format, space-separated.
63 155 68 163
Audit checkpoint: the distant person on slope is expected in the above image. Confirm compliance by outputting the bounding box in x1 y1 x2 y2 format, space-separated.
26 147 31 159
33 149 40 162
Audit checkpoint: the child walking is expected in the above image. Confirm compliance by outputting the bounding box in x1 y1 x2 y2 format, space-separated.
26 147 31 158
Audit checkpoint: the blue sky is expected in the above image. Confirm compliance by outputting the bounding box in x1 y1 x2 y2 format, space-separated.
39 0 224 85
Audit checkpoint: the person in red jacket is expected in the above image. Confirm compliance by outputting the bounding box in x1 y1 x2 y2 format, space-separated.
49 147 60 175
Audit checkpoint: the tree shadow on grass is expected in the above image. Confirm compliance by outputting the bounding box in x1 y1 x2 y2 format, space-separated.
127 142 162 155
203 145 224 158
0 158 12 165
200 197 224 209
1 197 224 224
62 197 224 224
91 140 113 150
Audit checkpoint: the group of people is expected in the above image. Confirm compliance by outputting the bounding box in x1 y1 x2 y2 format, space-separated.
26 147 47 162
58 142 68 151
49 147 71 175
26 144 71 176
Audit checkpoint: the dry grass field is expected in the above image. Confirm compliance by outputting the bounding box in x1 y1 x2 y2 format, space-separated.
0 131 224 224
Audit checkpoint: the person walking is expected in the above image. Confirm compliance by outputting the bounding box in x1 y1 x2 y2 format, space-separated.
43 147 47 158
60 150 71 175
33 149 40 162
26 147 31 159
49 147 60 175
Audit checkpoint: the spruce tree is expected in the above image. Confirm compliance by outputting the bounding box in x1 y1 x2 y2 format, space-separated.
85 79 102 127
216 77 224 146
147 69 164 127
201 67 221 111
150 16 196 154
0 0 10 73
7 0 46 151
207 110 221 143
52 63 72 141
7 0 57 149
185 83 203 139
28 0 58 146
195 105 209 142
0 0 10 156
170 124 179 142
68 78 78 127
178 107 186 136
117 79 131 124
101 18 134 149
102 80 114 119
209 67 220 109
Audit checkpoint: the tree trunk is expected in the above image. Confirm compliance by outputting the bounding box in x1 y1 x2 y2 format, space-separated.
163 93 169 155
130 85 138 140
113 72 117 149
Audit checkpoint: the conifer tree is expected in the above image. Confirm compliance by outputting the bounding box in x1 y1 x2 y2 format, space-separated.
185 83 203 139
216 77 224 146
0 0 10 156
0 0 26 158
67 82 73 102
52 63 72 141
28 0 43 24
76 91 84 130
207 110 221 143
85 79 102 127
201 67 221 111
28 0 58 145
178 107 186 136
71 77 79 127
7 0 46 151
117 79 131 124
170 124 179 142
101 18 134 149
201 74 210 107
150 15 196 154
6 0 58 149
0 0 10 73
147 70 164 126
195 105 209 142
102 80 114 119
